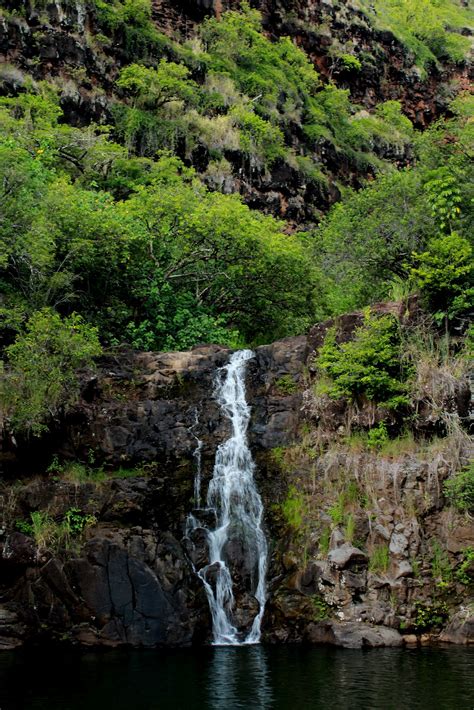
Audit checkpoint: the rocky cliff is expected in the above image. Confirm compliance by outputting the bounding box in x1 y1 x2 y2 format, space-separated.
152 0 472 127
1 0 470 226
1 306 472 650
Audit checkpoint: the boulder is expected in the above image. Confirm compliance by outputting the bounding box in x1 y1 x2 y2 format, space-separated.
328 543 368 569
389 532 409 557
307 620 403 648
440 610 474 645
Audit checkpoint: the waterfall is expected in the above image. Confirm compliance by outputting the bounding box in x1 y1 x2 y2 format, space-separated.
185 410 204 537
191 350 268 646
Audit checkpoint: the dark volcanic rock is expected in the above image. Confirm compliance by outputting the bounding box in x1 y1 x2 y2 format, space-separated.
306 621 403 648
0 476 211 648
0 310 472 649
440 612 474 645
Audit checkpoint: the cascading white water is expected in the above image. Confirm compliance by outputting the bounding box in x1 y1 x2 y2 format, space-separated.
195 350 268 646
185 410 204 538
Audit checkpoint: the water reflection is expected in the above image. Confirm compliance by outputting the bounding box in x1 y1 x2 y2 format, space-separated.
1 644 474 710
208 645 273 710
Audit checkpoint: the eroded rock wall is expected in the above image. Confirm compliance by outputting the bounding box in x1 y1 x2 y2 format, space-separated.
0 310 472 649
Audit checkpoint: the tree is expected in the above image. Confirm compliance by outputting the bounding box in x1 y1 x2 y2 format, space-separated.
410 233 473 323
314 169 434 314
1 309 101 436
116 61 198 110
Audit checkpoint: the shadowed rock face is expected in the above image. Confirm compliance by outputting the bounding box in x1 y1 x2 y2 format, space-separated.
0 310 472 650
0 336 309 475
0 337 308 649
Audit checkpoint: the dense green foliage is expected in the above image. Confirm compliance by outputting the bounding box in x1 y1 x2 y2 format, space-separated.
1 310 101 435
315 93 473 320
444 462 474 514
109 2 414 179
0 90 318 353
360 0 473 73
315 310 409 406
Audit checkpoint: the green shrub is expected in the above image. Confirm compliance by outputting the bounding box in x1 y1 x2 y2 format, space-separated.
62 508 97 537
117 61 197 110
431 540 453 586
281 486 306 530
366 422 389 450
30 511 57 550
413 600 449 632
444 462 474 513
360 0 472 71
1 309 101 436
312 595 331 621
92 0 169 59
410 232 473 324
369 544 390 573
345 513 355 543
231 106 287 168
456 547 474 586
22 508 97 551
328 493 345 525
339 54 362 72
270 446 287 469
315 309 409 406
274 375 298 395
15 519 34 536
319 526 331 555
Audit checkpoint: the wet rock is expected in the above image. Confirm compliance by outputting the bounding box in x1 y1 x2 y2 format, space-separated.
306 620 403 648
0 607 26 650
0 307 472 649
1 533 38 567
440 610 474 645
343 571 367 591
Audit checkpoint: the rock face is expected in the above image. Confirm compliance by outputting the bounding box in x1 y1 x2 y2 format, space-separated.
440 610 474 645
0 309 472 650
0 337 308 648
0 478 210 648
306 621 403 649
154 0 471 128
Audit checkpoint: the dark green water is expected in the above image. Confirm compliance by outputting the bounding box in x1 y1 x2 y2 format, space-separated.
1 645 473 710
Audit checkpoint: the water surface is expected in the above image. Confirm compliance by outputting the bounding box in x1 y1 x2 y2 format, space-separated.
1 645 473 709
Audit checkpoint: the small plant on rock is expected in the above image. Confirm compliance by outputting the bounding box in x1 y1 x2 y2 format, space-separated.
281 486 306 531
366 421 389 450
319 526 331 555
413 601 449 632
62 508 97 537
369 544 390 573
456 547 474 586
274 374 298 395
312 595 331 621
431 539 453 587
